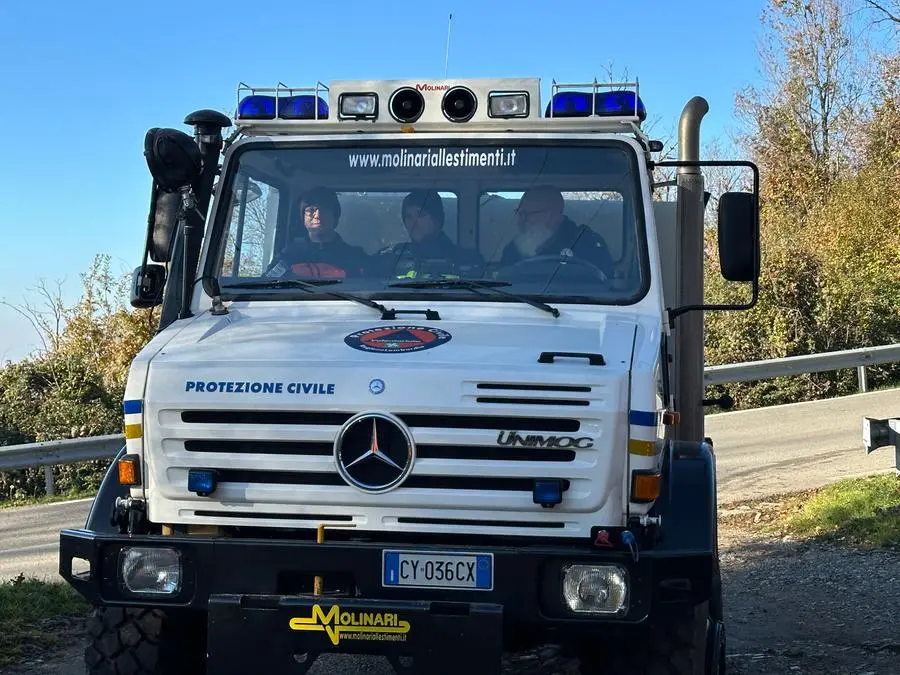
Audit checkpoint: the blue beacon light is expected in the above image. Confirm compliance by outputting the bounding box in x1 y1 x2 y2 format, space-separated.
546 90 647 120
237 95 329 120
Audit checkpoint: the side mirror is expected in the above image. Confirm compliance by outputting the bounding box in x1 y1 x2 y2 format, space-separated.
148 190 182 263
717 191 759 283
130 264 167 309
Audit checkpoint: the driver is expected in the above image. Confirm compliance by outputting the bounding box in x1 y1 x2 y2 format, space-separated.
377 189 483 278
264 187 370 279
498 185 614 277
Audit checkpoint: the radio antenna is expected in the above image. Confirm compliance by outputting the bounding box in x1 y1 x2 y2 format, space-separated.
444 13 453 78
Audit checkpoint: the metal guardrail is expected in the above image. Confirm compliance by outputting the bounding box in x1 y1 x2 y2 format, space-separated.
0 434 124 495
704 342 900 387
863 417 900 476
1 343 899 492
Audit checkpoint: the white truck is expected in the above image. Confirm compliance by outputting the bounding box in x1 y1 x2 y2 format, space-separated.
59 76 760 675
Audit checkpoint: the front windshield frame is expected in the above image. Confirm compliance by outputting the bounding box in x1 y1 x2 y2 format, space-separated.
201 134 653 308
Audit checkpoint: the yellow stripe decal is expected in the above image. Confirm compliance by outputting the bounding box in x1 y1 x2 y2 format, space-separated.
628 439 656 456
124 424 143 440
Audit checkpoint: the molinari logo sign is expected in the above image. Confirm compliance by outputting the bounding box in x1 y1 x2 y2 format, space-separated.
289 605 411 646
415 83 449 92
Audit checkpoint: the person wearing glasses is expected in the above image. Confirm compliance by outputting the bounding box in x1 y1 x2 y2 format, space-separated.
264 187 371 279
498 185 614 278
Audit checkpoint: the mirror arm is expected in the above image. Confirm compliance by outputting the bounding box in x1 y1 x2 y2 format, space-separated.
177 186 197 321
667 277 759 329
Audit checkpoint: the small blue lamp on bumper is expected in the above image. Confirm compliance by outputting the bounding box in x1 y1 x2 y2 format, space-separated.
532 479 565 508
188 469 219 497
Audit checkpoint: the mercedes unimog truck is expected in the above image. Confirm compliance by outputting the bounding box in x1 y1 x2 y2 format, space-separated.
59 76 760 675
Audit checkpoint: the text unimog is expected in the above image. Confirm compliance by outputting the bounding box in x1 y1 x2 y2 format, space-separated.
59 76 760 675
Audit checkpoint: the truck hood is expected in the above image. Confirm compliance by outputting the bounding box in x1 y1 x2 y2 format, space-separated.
151 305 640 371
139 305 646 540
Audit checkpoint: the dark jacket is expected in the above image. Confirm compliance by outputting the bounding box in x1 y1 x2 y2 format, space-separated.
377 232 485 278
265 234 371 279
499 216 614 275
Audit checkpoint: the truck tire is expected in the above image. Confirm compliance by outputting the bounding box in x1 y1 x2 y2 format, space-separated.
84 606 207 675
579 601 718 675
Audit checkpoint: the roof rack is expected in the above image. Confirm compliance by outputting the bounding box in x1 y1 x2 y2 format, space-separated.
229 76 650 146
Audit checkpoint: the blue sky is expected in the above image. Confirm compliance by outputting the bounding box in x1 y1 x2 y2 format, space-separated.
0 0 768 362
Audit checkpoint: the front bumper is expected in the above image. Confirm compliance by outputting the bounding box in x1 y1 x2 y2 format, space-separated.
60 528 713 673
208 594 503 674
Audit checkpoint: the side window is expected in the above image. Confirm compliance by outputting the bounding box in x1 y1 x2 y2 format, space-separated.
221 176 280 278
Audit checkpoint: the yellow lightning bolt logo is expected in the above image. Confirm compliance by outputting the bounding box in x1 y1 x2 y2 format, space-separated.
289 605 411 646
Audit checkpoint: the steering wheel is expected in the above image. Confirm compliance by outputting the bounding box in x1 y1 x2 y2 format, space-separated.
502 254 610 283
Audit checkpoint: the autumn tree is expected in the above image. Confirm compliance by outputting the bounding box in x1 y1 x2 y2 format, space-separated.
0 255 159 501
701 0 900 410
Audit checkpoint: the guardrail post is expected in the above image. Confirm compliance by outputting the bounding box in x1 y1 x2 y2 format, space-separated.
44 465 55 496
857 365 868 393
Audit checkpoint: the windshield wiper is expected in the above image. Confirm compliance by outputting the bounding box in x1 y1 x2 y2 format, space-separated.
223 278 392 316
388 279 560 317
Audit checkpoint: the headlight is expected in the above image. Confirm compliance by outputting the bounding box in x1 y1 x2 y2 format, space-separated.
488 92 529 118
339 93 378 120
120 547 182 595
561 564 628 614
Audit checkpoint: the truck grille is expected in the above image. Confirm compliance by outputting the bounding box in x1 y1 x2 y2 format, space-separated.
473 381 592 407
181 410 581 432
152 376 619 538
184 440 576 463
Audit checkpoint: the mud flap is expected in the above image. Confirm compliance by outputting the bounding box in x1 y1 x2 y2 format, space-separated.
207 594 504 675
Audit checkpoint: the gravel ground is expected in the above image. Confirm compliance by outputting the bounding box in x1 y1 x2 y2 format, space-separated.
5 517 898 675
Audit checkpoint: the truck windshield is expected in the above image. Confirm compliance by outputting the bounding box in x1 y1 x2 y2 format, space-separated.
210 140 648 306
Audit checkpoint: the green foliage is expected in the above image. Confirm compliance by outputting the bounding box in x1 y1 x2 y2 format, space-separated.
0 574 91 666
0 255 158 503
768 474 900 548
703 0 900 410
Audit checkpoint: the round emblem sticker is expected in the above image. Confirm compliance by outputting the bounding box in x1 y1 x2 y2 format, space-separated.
345 326 452 354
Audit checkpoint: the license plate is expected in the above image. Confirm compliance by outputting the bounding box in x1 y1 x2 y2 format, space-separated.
382 550 493 591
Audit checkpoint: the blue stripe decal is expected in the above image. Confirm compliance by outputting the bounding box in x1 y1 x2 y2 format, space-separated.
123 400 143 415
629 410 656 427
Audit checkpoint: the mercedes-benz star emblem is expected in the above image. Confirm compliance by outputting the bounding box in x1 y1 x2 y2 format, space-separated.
334 412 415 494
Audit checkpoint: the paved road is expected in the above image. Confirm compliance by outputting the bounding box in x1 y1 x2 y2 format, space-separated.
707 387 898 502
0 498 92 584
1 388 897 585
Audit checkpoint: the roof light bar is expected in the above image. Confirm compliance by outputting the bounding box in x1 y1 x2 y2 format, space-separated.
545 79 646 122
235 82 330 121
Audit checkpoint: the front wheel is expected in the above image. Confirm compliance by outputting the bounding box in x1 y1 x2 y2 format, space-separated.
579 601 725 675
84 606 207 675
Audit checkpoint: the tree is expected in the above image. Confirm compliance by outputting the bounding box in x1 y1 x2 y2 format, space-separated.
861 0 900 25
736 0 872 214
0 255 159 502
702 0 900 409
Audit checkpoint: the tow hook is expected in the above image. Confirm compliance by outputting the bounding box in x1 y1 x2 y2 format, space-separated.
112 496 148 535
635 514 661 528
